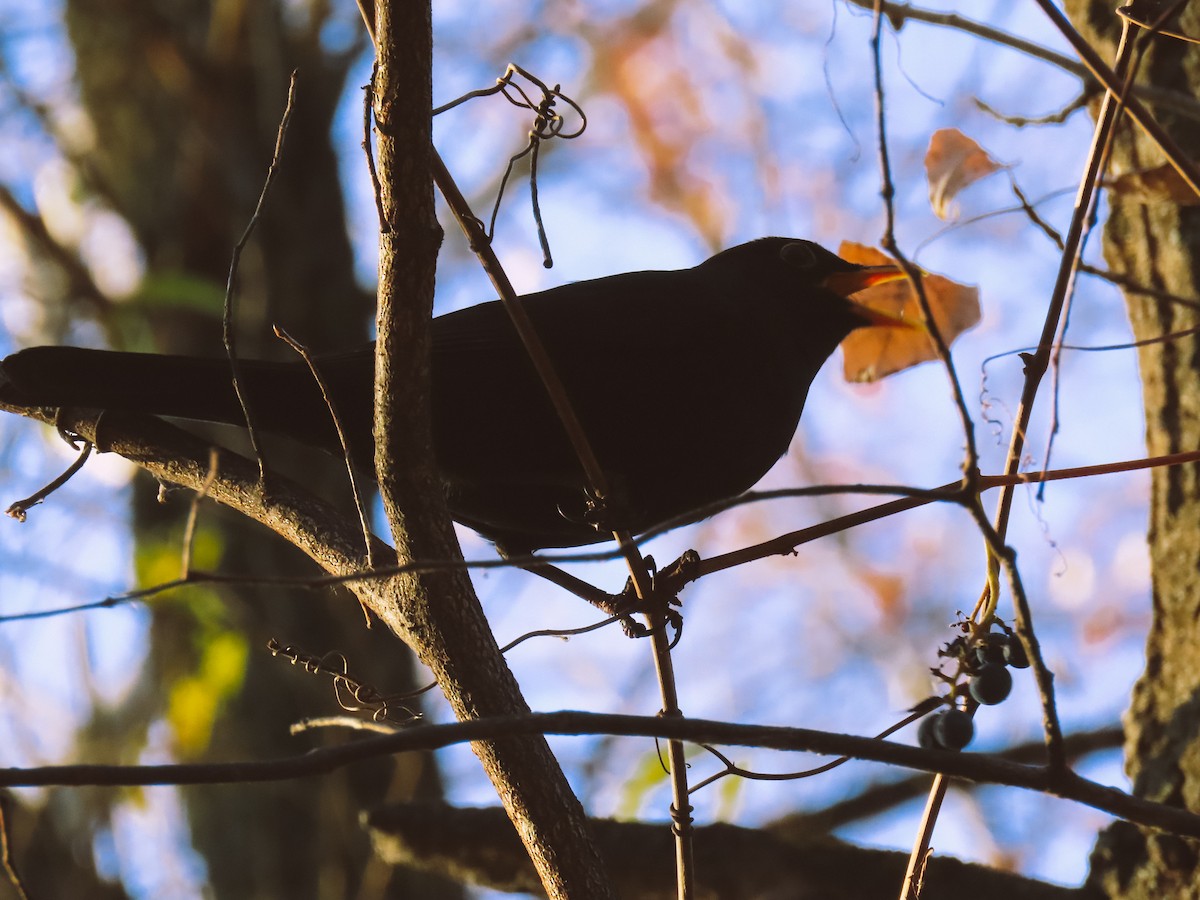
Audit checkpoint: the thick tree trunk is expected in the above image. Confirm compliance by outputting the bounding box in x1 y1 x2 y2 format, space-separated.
1061 2 1200 896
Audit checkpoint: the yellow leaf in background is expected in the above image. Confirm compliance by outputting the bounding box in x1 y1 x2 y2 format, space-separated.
168 678 219 756
135 526 224 588
167 630 249 755
925 128 1007 219
615 744 707 819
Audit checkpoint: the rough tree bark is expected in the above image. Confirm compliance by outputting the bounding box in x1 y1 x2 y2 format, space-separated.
368 2 616 896
1060 2 1200 896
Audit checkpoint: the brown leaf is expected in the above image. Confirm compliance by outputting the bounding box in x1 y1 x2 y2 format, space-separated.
925 128 1007 219
1105 163 1200 206
837 242 981 383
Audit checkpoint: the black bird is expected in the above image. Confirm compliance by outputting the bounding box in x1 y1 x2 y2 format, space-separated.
1 238 904 550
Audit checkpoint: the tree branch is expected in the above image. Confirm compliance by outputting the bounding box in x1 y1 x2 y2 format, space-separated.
368 3 615 897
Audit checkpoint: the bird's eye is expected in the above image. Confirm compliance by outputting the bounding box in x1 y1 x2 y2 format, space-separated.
779 241 818 270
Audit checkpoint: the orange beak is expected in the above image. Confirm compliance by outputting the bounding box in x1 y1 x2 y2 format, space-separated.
821 265 919 329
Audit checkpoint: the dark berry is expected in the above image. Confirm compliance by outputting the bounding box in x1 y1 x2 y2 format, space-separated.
1002 634 1030 669
933 709 974 750
973 640 1005 669
918 709 974 751
918 714 940 750
970 662 1013 705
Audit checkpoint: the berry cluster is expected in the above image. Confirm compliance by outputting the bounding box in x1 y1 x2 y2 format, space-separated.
965 631 1029 705
918 626 1031 752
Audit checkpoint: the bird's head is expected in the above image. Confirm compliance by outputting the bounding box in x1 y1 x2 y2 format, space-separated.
702 238 914 330
774 239 912 329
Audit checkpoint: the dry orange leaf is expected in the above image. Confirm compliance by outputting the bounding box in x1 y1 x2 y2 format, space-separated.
925 128 1007 219
838 242 980 383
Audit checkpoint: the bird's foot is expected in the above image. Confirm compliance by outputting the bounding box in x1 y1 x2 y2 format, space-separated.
611 550 701 646
52 406 90 451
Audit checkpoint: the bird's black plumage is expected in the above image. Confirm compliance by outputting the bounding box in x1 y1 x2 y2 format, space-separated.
0 238 900 550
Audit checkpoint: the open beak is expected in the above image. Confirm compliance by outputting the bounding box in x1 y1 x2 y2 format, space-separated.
821 265 918 329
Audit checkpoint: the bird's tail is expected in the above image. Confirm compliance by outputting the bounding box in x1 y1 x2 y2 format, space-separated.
0 346 345 449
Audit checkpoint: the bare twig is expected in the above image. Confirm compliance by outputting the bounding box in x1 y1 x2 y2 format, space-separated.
901 783 947 899
267 639 421 724
870 6 978 482
688 707 928 794
6 439 92 522
794 725 1123 832
1033 0 1200 198
179 447 219 576
987 21 1138 771
363 614 632 711
2 710 1199 839
1081 265 1200 310
361 64 388 234
273 326 377 579
290 716 400 735
914 184 1075 256
843 0 1200 123
427 77 690 900
1009 180 1065 249
1037 4 1172 496
4 446 1199 626
974 91 1090 127
434 64 586 267
983 326 1200 369
0 795 29 900
1118 3 1200 45
868 5 963 891
222 70 300 483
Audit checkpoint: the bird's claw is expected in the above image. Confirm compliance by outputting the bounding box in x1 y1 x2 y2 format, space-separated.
53 407 85 450
609 553 688 644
